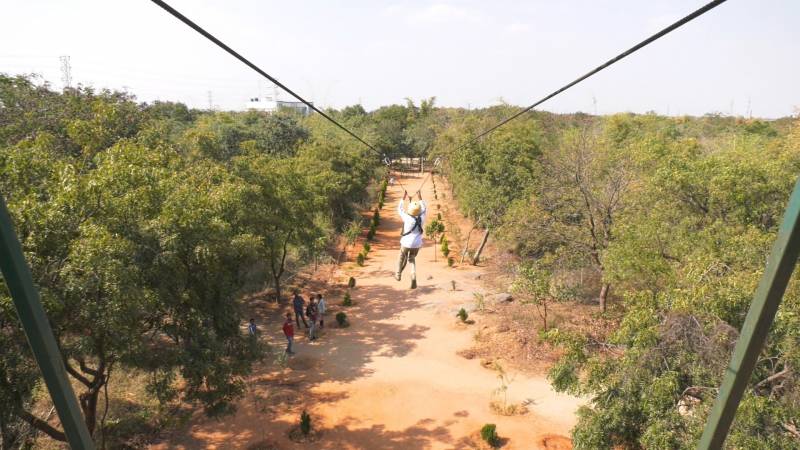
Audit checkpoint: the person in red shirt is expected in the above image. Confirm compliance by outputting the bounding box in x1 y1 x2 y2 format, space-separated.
282 312 295 355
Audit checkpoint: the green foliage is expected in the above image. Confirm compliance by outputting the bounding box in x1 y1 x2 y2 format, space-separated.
300 410 311 436
0 74 383 443
342 291 353 307
348 276 356 288
373 209 380 225
363 242 371 253
344 219 362 247
441 235 450 258
335 312 348 327
356 252 366 266
425 219 445 241
435 107 800 447
448 256 455 267
457 308 468 322
480 423 499 447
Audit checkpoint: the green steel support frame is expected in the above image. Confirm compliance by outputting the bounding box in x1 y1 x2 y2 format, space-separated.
698 176 800 449
0 195 95 449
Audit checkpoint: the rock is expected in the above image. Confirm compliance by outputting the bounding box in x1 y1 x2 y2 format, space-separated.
488 292 513 303
427 275 434 280
472 273 482 280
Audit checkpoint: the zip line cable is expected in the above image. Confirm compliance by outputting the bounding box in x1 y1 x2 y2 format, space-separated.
149 0 379 155
456 0 728 150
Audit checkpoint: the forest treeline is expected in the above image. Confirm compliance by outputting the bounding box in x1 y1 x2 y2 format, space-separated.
430 106 800 448
2 72 800 449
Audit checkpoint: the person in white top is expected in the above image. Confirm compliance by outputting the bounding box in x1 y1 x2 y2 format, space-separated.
396 190 427 288
316 293 326 328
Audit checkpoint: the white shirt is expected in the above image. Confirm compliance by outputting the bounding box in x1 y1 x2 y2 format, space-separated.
398 199 426 249
317 297 326 315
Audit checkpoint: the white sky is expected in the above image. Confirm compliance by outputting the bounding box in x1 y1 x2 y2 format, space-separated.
2 0 798 117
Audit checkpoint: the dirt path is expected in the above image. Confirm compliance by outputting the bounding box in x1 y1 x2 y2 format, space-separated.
152 172 582 450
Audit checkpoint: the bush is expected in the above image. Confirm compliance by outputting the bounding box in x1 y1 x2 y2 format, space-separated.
336 312 348 327
448 257 455 267
348 277 356 288
437 213 442 221
457 308 468 322
356 252 365 266
342 291 352 306
480 424 499 447
441 236 450 258
300 410 311 436
363 242 371 253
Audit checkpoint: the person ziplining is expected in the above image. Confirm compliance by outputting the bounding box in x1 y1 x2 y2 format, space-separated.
395 189 427 289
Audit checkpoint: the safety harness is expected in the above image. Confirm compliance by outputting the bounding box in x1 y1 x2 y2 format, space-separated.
401 216 423 237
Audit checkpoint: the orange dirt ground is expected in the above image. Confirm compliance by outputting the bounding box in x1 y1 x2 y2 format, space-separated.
151 172 583 450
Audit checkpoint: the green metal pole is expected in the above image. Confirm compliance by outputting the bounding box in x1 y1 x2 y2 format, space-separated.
0 195 95 449
698 177 800 449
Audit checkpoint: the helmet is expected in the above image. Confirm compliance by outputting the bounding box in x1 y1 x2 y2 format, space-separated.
408 201 422 217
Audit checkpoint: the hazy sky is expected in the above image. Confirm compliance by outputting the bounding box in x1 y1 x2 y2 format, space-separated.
2 0 798 117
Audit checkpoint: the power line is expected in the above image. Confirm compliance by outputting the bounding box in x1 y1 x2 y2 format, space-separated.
149 0 379 154
457 0 728 150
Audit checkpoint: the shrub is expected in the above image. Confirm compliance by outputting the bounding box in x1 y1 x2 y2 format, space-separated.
374 209 380 223
336 312 348 326
448 257 455 267
300 410 311 436
343 291 352 306
441 235 450 258
348 277 356 288
363 242 371 253
457 308 468 322
437 213 442 221
356 252 366 266
480 424 499 447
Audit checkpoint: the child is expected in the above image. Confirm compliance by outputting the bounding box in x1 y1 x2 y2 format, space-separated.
316 293 326 328
282 312 295 355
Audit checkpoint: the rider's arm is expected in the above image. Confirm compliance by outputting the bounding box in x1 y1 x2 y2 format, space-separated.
398 192 410 220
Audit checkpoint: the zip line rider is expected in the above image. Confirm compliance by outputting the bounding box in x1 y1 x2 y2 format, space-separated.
396 190 426 289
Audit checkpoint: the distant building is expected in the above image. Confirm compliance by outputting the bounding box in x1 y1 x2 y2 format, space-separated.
244 89 312 116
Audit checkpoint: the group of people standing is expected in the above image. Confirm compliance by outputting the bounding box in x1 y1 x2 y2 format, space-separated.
283 289 326 355
247 289 326 356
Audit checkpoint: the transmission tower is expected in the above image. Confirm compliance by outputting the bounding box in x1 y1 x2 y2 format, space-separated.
59 55 72 89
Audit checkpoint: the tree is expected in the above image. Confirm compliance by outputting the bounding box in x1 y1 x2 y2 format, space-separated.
425 219 445 262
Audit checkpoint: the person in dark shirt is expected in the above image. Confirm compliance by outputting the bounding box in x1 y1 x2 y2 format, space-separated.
247 318 257 336
292 289 308 328
306 299 319 341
